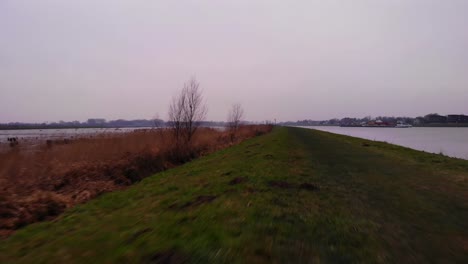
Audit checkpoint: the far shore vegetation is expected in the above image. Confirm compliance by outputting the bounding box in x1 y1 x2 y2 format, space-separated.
3 113 468 130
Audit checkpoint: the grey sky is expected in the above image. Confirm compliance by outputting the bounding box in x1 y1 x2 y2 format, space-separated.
1 0 467 123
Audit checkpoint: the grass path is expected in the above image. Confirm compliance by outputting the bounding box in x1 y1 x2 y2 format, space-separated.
1 127 467 263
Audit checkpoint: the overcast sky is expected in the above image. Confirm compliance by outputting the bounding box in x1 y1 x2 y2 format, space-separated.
1 0 467 123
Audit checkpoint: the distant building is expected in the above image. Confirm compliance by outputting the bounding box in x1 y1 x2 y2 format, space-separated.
339 117 357 126
413 117 425 125
87 118 106 125
424 114 447 123
447 114 468 123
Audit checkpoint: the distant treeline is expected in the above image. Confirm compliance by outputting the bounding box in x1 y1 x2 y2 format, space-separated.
280 113 468 127
0 119 235 130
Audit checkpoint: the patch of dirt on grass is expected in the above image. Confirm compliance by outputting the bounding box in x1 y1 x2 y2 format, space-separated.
181 195 217 209
126 227 153 244
268 180 294 189
246 143 260 148
288 155 301 163
245 187 258 194
229 177 247 185
177 216 198 224
299 182 320 191
221 171 232 176
148 249 189 264
267 181 320 191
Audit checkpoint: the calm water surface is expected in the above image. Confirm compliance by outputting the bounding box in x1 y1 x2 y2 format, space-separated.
299 126 468 160
0 126 224 142
0 127 151 141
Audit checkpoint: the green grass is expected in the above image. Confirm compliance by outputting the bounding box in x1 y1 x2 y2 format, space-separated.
1 127 467 263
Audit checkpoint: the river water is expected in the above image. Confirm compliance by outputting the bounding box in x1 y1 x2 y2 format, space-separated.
299 126 468 160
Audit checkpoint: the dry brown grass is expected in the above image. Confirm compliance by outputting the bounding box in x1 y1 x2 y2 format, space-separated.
0 125 272 237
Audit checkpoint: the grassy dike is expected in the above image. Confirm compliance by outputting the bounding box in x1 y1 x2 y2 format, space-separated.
1 127 467 263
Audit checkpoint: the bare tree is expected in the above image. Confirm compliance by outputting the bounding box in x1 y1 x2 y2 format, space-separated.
181 78 207 142
168 77 207 144
228 103 244 130
168 92 185 142
153 113 163 129
227 103 244 142
153 113 166 138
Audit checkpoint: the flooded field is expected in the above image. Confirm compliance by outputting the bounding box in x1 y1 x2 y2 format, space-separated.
0 127 153 151
0 127 152 141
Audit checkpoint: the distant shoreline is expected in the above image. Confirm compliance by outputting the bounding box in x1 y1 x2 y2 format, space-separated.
293 124 468 128
413 123 468 127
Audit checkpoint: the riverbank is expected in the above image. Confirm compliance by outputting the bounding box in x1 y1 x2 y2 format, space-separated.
304 126 468 160
295 124 468 127
414 123 468 127
1 127 467 262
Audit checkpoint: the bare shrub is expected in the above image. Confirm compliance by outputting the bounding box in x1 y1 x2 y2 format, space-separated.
227 103 244 142
168 78 207 155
